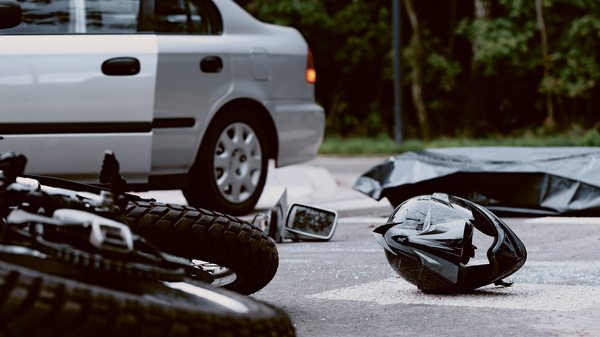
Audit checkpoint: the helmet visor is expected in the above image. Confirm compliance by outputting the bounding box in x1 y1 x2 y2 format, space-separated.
456 196 527 291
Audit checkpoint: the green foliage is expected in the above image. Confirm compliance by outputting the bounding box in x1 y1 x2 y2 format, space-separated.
427 53 462 93
244 0 328 27
582 128 600 145
457 17 537 76
544 10 600 98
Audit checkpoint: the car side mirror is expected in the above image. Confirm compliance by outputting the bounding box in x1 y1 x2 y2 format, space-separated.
0 0 22 29
285 203 338 241
260 189 338 242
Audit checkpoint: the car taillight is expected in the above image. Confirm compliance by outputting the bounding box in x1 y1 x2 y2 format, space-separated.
306 48 316 84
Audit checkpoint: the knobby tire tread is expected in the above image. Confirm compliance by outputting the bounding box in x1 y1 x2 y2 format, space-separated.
0 260 295 337
124 201 278 295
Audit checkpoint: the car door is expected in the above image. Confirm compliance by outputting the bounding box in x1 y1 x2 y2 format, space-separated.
147 0 233 174
0 0 156 184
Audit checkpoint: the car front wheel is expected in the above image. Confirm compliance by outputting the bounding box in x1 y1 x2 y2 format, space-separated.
185 108 268 215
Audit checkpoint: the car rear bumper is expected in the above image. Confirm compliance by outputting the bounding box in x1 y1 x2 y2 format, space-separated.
268 100 325 167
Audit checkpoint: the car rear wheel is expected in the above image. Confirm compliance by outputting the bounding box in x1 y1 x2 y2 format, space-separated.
185 107 269 215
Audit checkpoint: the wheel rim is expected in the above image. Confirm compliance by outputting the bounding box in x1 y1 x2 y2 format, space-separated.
192 260 238 287
213 122 262 204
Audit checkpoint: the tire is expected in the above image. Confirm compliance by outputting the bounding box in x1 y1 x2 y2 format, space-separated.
184 106 269 215
125 201 278 295
0 260 295 337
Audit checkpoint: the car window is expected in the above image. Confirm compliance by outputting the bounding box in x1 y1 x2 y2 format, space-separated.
1 0 139 34
152 0 222 35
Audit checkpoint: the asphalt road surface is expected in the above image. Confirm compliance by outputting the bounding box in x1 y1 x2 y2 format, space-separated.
248 156 600 337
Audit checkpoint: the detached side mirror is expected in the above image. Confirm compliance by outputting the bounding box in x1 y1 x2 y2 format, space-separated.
285 203 338 241
260 189 338 242
0 0 22 29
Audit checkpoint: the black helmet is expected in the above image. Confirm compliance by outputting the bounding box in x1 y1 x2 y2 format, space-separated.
373 193 526 293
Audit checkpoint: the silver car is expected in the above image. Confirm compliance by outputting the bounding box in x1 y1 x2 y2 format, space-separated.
0 0 324 215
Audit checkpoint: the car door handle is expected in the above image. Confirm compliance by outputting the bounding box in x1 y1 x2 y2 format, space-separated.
102 57 141 76
200 56 223 73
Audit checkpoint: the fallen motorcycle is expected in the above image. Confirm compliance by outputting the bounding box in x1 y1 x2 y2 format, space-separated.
20 151 278 295
0 151 294 336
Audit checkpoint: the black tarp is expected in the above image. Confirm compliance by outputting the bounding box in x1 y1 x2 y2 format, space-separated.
353 147 600 216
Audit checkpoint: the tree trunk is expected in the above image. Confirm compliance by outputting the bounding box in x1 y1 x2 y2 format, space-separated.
536 0 555 130
448 0 457 55
463 0 492 137
402 0 431 140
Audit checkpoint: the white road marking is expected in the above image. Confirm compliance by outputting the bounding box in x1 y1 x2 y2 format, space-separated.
307 277 600 312
524 217 600 225
338 217 387 224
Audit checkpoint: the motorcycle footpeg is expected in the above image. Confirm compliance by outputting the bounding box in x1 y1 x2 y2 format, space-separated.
49 209 134 254
89 220 133 254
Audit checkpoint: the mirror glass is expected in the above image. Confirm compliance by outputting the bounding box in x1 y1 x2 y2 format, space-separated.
285 203 338 240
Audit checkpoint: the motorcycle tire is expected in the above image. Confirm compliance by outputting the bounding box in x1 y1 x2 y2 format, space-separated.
124 201 278 295
0 259 295 337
